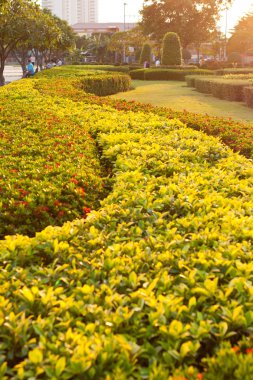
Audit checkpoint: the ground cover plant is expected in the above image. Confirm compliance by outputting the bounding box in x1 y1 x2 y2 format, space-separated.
35 67 253 158
0 70 253 378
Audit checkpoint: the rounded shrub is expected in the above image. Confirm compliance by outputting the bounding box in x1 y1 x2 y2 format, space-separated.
139 43 152 64
161 32 182 66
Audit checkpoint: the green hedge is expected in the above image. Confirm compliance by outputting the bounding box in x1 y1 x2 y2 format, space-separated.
243 86 253 107
194 76 216 93
193 76 252 101
38 68 131 96
211 80 248 101
130 68 212 81
186 75 200 87
79 73 131 96
216 68 253 75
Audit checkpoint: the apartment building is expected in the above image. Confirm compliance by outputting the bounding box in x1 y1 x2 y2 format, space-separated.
42 0 98 25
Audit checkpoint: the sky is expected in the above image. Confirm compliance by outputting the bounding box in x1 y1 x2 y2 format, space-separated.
99 0 253 35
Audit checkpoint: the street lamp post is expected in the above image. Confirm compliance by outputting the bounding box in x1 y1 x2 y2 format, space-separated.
124 2 127 32
224 5 228 60
123 2 127 63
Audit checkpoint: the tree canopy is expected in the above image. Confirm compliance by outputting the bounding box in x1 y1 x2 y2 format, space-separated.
0 0 75 85
0 0 40 84
227 13 253 54
140 0 232 48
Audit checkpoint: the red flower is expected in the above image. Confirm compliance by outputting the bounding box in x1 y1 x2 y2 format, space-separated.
197 373 203 380
232 346 240 353
70 178 79 185
246 348 253 354
83 207 91 215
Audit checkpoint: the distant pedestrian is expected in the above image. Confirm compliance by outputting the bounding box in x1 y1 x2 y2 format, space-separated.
155 58 161 67
24 59 35 78
30 56 35 66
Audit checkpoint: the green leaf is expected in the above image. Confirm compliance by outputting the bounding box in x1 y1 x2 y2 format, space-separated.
55 357 66 376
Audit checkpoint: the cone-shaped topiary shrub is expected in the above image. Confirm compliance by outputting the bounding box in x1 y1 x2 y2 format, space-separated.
162 32 182 65
139 43 152 64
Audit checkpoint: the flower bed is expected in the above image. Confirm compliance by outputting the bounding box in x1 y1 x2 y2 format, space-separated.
0 81 106 237
0 81 253 378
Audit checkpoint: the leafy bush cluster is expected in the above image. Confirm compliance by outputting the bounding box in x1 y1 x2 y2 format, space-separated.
0 71 253 378
130 68 212 81
36 67 253 158
0 80 106 237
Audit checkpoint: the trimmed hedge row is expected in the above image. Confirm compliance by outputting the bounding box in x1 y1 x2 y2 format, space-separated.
188 75 253 102
130 68 212 81
216 68 253 75
1 76 253 378
79 73 131 96
243 86 253 108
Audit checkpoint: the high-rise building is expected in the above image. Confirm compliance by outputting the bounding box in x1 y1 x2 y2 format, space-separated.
42 0 98 25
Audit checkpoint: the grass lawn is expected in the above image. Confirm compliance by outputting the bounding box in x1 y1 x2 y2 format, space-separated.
110 80 253 123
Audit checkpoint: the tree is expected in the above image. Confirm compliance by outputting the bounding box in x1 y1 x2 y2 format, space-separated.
31 9 75 70
75 35 90 51
140 0 232 48
108 27 146 63
227 13 253 55
161 32 182 65
0 0 40 85
139 43 151 64
182 48 191 63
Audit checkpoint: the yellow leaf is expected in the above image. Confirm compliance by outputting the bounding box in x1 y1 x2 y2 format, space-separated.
28 348 43 364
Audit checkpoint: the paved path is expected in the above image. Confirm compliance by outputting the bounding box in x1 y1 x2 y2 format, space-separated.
3 65 23 83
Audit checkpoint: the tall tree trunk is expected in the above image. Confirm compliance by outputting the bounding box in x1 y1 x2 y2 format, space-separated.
13 50 27 76
0 57 5 86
